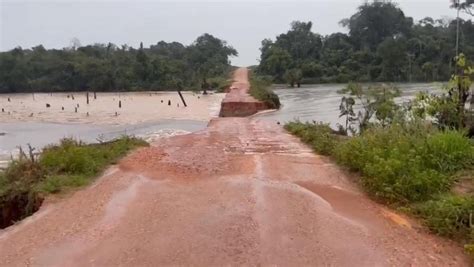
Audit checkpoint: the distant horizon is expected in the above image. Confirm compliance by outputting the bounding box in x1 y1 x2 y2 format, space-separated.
1 0 471 66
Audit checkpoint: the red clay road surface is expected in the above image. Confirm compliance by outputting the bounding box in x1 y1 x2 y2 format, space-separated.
219 68 267 117
222 68 256 103
0 68 469 266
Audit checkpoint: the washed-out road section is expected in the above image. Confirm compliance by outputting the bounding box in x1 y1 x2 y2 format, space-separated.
0 68 469 266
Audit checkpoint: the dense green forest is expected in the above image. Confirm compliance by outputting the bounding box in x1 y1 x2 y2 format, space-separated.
1 1 473 92
258 1 474 85
0 34 236 93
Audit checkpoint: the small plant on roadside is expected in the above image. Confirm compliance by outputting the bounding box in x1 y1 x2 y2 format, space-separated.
338 83 401 133
466 244 474 260
410 54 473 130
414 194 473 241
338 96 356 135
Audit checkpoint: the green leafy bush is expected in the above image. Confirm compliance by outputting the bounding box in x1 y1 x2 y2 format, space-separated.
36 175 89 194
207 76 233 93
249 74 281 109
0 136 147 228
40 137 146 177
0 146 44 199
285 121 338 156
286 120 473 249
414 194 473 241
421 131 474 173
333 125 473 203
466 244 474 260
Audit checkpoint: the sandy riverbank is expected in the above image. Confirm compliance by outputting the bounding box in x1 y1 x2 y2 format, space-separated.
0 91 224 125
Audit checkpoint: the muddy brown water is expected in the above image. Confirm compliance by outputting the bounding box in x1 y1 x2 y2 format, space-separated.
258 83 442 126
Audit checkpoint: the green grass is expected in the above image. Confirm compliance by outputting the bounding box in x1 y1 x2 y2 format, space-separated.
466 244 474 260
0 136 147 227
284 121 339 156
413 194 473 240
36 174 89 194
35 137 147 193
285 120 474 246
249 73 281 109
333 126 473 203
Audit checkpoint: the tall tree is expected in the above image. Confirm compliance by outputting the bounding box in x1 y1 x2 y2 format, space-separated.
188 33 237 85
451 0 474 16
0 35 236 93
257 1 474 84
258 21 322 82
340 1 413 51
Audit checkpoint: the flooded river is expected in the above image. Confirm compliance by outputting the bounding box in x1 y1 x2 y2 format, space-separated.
258 83 442 127
0 83 442 166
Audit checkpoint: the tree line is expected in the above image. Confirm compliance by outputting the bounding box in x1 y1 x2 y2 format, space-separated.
257 1 474 85
0 34 237 93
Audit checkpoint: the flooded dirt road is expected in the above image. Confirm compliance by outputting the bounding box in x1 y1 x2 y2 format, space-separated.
0 68 469 266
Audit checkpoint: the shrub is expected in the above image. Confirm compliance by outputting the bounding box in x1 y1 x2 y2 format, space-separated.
0 136 147 228
466 244 474 260
285 121 339 156
40 136 147 177
333 124 473 203
414 194 473 241
207 76 232 93
1 146 44 197
0 146 45 228
421 130 474 173
36 175 89 194
249 74 281 109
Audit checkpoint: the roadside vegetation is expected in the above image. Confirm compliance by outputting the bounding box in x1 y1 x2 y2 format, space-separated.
285 54 474 256
249 72 281 109
0 136 147 228
210 66 237 93
257 1 474 86
0 34 236 93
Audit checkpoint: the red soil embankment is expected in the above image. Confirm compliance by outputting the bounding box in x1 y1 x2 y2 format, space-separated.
219 68 268 117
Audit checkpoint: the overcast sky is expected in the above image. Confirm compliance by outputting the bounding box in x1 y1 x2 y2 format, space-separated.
0 0 469 66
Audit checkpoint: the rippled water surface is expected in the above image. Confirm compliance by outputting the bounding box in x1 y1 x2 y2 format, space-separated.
258 83 442 127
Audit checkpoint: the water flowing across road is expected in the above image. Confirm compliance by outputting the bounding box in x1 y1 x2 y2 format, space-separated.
0 71 468 266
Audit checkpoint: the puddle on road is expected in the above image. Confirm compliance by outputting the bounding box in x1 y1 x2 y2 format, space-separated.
295 181 385 231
